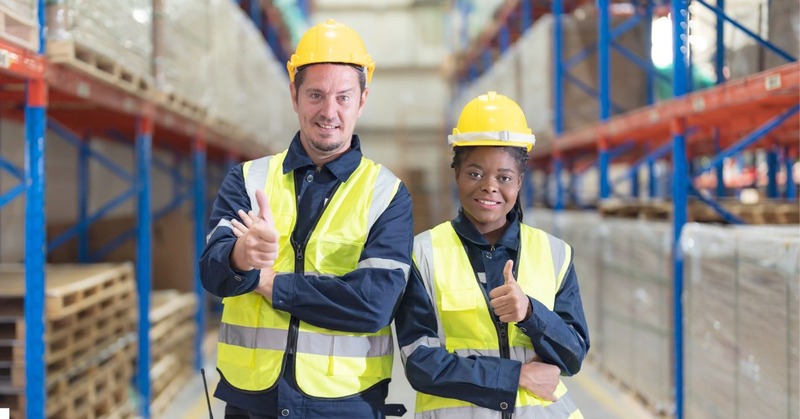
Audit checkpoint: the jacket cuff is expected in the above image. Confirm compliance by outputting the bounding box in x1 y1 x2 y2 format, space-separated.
271 273 297 310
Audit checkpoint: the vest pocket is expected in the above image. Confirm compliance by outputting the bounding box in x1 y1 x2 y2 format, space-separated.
309 237 362 276
441 288 479 311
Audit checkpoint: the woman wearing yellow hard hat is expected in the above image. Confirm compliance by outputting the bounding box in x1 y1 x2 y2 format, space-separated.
395 92 589 418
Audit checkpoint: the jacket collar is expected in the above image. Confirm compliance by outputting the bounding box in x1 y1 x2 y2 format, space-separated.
282 132 363 182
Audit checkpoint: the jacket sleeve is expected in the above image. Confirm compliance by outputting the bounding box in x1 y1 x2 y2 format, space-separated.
199 164 260 298
271 183 414 334
396 263 521 413
515 254 590 376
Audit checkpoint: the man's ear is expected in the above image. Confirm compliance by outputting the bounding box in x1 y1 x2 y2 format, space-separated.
357 87 369 118
289 81 298 112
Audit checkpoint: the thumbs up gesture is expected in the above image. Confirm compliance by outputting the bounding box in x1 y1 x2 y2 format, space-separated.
231 189 280 271
489 260 532 323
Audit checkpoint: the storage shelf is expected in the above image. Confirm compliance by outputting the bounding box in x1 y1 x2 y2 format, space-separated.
0 38 44 79
530 62 800 164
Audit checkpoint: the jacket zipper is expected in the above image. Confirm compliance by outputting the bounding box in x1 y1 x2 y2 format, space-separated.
472 244 512 419
284 181 340 360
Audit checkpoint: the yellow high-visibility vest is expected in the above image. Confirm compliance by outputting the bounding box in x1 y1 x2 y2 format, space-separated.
217 150 401 397
412 222 583 418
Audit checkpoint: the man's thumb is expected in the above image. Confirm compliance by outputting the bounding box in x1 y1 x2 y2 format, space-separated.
504 260 515 284
255 189 274 224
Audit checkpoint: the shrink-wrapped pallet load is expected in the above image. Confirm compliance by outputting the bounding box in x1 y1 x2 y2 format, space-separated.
46 0 153 94
0 0 38 51
683 224 799 418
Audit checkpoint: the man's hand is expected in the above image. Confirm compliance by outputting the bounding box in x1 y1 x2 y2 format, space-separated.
254 267 276 301
230 189 279 271
519 360 560 402
229 198 278 301
489 260 532 323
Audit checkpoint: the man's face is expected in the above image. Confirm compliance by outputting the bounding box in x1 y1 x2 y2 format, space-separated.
290 64 368 165
456 147 522 235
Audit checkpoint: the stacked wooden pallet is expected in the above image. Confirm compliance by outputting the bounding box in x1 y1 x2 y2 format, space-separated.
0 263 137 418
599 198 799 224
149 289 197 417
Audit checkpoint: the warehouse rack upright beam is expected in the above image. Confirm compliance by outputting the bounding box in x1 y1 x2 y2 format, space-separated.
42 61 259 416
1 5 263 417
541 3 798 419
22 2 47 417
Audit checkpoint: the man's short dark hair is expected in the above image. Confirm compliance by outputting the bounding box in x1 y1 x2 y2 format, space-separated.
293 63 367 96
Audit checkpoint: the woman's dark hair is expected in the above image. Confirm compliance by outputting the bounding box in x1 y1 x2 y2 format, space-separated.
451 145 528 172
451 146 529 221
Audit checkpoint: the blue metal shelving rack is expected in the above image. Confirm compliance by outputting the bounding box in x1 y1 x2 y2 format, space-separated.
453 1 799 418
1 2 288 418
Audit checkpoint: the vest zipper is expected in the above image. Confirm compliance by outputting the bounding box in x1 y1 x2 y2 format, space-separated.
285 181 341 367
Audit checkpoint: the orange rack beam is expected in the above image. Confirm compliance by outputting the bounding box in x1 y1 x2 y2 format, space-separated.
43 64 266 161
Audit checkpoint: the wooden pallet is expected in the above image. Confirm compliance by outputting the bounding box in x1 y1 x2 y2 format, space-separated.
155 90 209 123
0 3 38 52
151 353 193 418
47 40 152 98
46 341 135 419
599 199 800 224
0 389 23 419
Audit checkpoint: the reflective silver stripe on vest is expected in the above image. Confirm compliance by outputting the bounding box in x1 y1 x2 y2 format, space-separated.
358 257 410 277
416 394 579 419
544 232 567 291
453 346 537 363
245 156 273 213
207 219 233 243
367 165 400 231
412 230 446 343
296 331 393 358
400 335 441 362
219 322 288 351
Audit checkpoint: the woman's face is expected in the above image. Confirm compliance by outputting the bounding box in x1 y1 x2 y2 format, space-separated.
455 147 522 235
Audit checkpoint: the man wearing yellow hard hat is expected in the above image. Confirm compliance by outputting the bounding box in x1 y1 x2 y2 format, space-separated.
200 20 413 418
394 92 589 418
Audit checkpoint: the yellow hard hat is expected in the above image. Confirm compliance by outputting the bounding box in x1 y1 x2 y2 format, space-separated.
287 19 375 84
448 91 536 151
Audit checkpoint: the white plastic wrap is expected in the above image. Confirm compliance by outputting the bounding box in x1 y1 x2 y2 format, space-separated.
154 0 212 110
0 0 38 51
683 224 799 419
46 0 152 83
205 0 294 150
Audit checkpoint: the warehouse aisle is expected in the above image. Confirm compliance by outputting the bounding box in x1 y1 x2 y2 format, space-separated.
162 331 659 419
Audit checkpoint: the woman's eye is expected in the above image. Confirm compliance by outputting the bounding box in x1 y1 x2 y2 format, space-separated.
469 172 482 179
499 176 512 183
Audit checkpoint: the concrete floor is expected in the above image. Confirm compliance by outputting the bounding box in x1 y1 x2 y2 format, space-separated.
161 332 660 419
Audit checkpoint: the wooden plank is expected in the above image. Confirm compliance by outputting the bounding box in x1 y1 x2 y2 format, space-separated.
46 39 152 98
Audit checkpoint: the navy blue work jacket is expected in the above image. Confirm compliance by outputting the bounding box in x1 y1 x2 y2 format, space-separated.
199 133 414 418
394 209 590 412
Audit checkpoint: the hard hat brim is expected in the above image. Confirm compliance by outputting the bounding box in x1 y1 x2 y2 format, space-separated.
448 131 535 152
